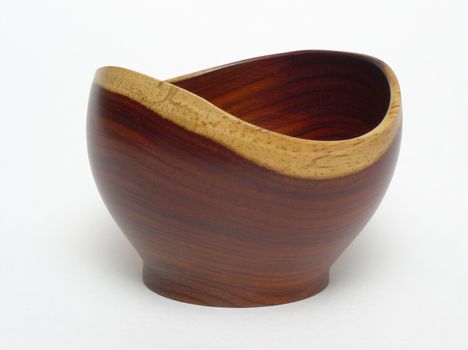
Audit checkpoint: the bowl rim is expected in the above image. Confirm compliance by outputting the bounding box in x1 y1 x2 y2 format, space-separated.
92 50 401 179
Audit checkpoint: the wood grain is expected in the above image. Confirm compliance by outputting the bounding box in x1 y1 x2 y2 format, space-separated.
94 51 401 179
87 51 402 307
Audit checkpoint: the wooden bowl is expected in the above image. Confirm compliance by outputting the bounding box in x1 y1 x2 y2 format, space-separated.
87 50 401 307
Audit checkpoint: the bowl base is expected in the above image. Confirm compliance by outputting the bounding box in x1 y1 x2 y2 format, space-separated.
142 264 329 307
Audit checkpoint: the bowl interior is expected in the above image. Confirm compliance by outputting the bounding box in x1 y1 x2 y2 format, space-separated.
172 52 391 141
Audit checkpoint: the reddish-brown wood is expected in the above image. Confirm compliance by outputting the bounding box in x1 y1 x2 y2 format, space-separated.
87 51 401 307
171 51 390 141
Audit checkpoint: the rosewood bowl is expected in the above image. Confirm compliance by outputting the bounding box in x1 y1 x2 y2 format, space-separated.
87 50 401 307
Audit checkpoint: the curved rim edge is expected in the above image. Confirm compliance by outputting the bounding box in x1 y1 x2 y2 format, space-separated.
92 50 401 179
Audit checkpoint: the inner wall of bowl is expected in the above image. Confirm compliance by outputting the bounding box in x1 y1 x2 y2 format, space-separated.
173 52 391 141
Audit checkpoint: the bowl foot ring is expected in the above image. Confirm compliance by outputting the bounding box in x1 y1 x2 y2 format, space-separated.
142 264 329 307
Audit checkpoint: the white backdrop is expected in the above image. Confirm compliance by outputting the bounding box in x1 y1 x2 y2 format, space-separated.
1 0 467 349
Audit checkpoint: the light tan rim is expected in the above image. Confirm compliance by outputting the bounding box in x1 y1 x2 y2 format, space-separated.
93 51 401 179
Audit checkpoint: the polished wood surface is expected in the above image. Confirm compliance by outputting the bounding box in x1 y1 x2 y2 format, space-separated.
94 51 401 179
87 51 401 307
171 51 391 140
